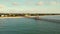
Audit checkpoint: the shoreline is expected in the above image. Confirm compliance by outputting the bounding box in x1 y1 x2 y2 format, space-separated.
0 17 24 19
0 15 60 19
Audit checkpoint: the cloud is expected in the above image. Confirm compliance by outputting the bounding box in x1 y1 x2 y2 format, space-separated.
12 2 19 6
37 1 44 6
0 4 6 8
56 2 60 5
50 1 57 5
25 1 34 5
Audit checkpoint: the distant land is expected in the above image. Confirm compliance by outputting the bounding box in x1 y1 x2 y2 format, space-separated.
0 13 60 17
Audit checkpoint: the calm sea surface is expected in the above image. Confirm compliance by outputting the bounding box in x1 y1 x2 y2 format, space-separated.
0 15 60 34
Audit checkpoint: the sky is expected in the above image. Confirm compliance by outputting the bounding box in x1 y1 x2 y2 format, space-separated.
0 0 60 13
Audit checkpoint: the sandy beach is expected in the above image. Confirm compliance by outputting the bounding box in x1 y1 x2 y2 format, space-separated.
0 17 24 19
0 15 60 19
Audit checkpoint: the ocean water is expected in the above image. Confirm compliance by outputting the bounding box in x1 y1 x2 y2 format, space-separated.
0 15 60 34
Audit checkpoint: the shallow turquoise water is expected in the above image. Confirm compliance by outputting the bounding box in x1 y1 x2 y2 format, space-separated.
0 15 60 34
